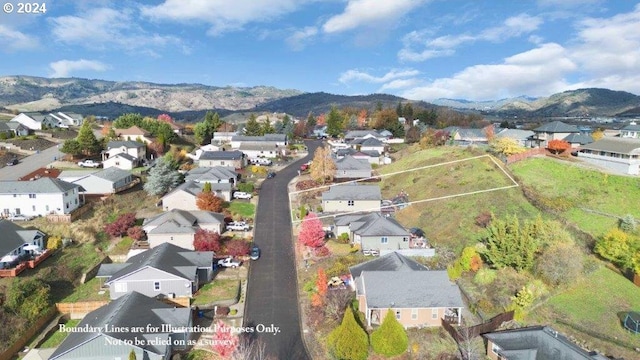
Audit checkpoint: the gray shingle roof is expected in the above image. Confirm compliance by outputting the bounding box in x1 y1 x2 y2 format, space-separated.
50 292 191 359
349 251 428 280
349 213 410 237
578 137 640 155
335 156 372 172
496 129 535 140
232 134 287 142
483 326 609 360
322 184 381 201
622 124 640 132
107 152 137 162
0 177 80 194
0 220 45 259
185 166 237 183
199 150 244 160
103 243 214 283
93 167 133 182
349 137 384 146
107 140 145 149
143 209 224 234
238 142 278 151
163 180 231 198
533 121 580 133
563 133 593 145
360 270 463 308
344 130 383 139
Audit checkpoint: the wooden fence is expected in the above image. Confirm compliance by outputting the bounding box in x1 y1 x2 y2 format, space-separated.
56 301 110 318
46 202 93 223
0 307 57 360
442 310 514 344
80 256 112 284
505 147 547 164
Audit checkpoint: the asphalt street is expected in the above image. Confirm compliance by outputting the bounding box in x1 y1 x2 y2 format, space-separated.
244 140 321 360
0 145 64 181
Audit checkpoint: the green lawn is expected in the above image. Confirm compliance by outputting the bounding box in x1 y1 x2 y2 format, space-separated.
61 277 110 302
40 319 81 348
532 266 640 358
193 279 240 306
109 236 134 255
510 157 640 236
228 201 255 219
185 349 214 360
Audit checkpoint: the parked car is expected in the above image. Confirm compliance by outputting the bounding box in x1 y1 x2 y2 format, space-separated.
6 158 18 166
227 222 250 231
217 257 242 268
250 245 260 260
7 214 34 221
77 159 101 168
233 191 252 199
267 171 276 179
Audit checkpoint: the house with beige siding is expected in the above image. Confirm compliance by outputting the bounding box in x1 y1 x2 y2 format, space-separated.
350 252 463 328
114 126 154 144
97 243 214 300
321 184 381 213
142 209 225 249
334 155 372 180
198 150 246 169
161 180 233 210
334 212 410 253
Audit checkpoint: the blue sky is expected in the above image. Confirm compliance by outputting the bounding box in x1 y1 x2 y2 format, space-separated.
1 0 640 101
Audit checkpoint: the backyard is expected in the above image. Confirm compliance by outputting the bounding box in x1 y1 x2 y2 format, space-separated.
193 279 241 306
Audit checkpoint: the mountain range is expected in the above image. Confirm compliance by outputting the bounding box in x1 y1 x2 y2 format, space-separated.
1 76 639 121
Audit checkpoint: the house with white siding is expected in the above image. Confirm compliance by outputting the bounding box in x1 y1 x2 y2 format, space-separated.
97 243 214 300
0 220 46 269
238 142 280 158
142 209 225 249
10 113 49 130
230 134 287 149
334 155 372 180
577 137 640 175
0 177 83 217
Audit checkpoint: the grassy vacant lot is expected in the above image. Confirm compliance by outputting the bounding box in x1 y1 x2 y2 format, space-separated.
379 146 538 251
228 201 255 219
40 319 81 348
510 157 640 236
193 279 240 306
530 266 640 358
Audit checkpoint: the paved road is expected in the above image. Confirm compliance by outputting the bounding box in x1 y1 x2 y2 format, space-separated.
245 140 321 359
0 145 64 181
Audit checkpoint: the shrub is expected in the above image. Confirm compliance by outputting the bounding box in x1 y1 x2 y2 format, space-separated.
193 229 221 252
370 310 409 356
511 286 535 309
299 206 308 219
215 306 230 316
104 213 137 238
126 226 145 241
473 268 497 285
336 233 350 244
326 255 362 278
619 214 637 232
327 308 369 360
447 262 463 280
536 242 584 286
475 212 492 228
313 246 331 257
46 236 62 250
236 182 254 193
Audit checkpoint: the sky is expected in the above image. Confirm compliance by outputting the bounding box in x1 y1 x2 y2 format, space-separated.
1 0 640 102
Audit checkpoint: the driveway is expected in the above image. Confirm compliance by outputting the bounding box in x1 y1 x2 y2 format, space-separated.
0 145 64 181
244 140 322 359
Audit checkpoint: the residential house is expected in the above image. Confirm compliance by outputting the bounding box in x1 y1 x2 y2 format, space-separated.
102 153 139 170
238 141 280 159
0 220 46 269
103 140 146 161
334 212 410 252
445 126 489 145
230 134 287 148
212 131 237 144
97 243 214 299
5 121 30 137
169 122 184 135
0 122 13 138
563 133 594 148
577 137 640 175
142 209 225 249
161 180 233 210
184 166 239 185
312 125 328 138
344 130 387 142
349 253 463 328
198 150 246 169
47 112 84 128
10 113 48 130
49 292 192 360
335 147 383 165
349 137 386 154
58 167 137 195
620 122 640 139
483 326 609 360
334 155 372 180
115 125 154 144
531 121 580 147
190 144 221 160
495 129 535 147
0 177 83 216
322 184 381 213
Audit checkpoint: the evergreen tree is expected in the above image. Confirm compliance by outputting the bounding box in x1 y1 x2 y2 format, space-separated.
143 157 183 196
327 308 369 360
484 214 538 271
396 102 403 117
60 139 83 157
194 111 222 145
261 119 274 134
370 310 409 356
244 114 262 136
305 112 317 134
112 113 144 129
402 103 414 121
128 350 137 360
326 106 345 138
76 118 101 155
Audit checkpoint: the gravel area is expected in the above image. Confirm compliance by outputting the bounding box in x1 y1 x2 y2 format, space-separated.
3 138 57 152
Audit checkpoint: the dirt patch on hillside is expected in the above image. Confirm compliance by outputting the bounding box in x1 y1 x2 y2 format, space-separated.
4 138 56 151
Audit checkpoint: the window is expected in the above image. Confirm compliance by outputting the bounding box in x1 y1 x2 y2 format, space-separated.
491 343 501 355
220 161 225 165
45 205 49 212
411 309 418 320
431 308 438 319
29 194 36 198
395 310 401 320
403 237 408 242
347 200 354 206
15 209 20 215
114 282 127 293
154 282 161 291
381 237 388 244
32 205 36 211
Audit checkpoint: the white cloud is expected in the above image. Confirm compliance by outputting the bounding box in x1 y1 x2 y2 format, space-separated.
141 0 303 35
339 68 420 85
378 78 422 92
322 0 429 34
286 26 318 51
400 43 576 101
49 7 183 53
49 59 109 78
399 14 543 62
0 25 39 52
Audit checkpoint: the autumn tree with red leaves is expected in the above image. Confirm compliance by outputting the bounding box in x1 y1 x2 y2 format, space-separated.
193 229 221 252
547 139 571 154
104 213 137 238
223 239 250 257
298 213 326 248
211 320 239 358
317 268 328 299
196 183 225 212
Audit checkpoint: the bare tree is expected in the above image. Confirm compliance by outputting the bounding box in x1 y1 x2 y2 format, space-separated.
456 319 482 360
232 336 273 360
324 289 353 322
